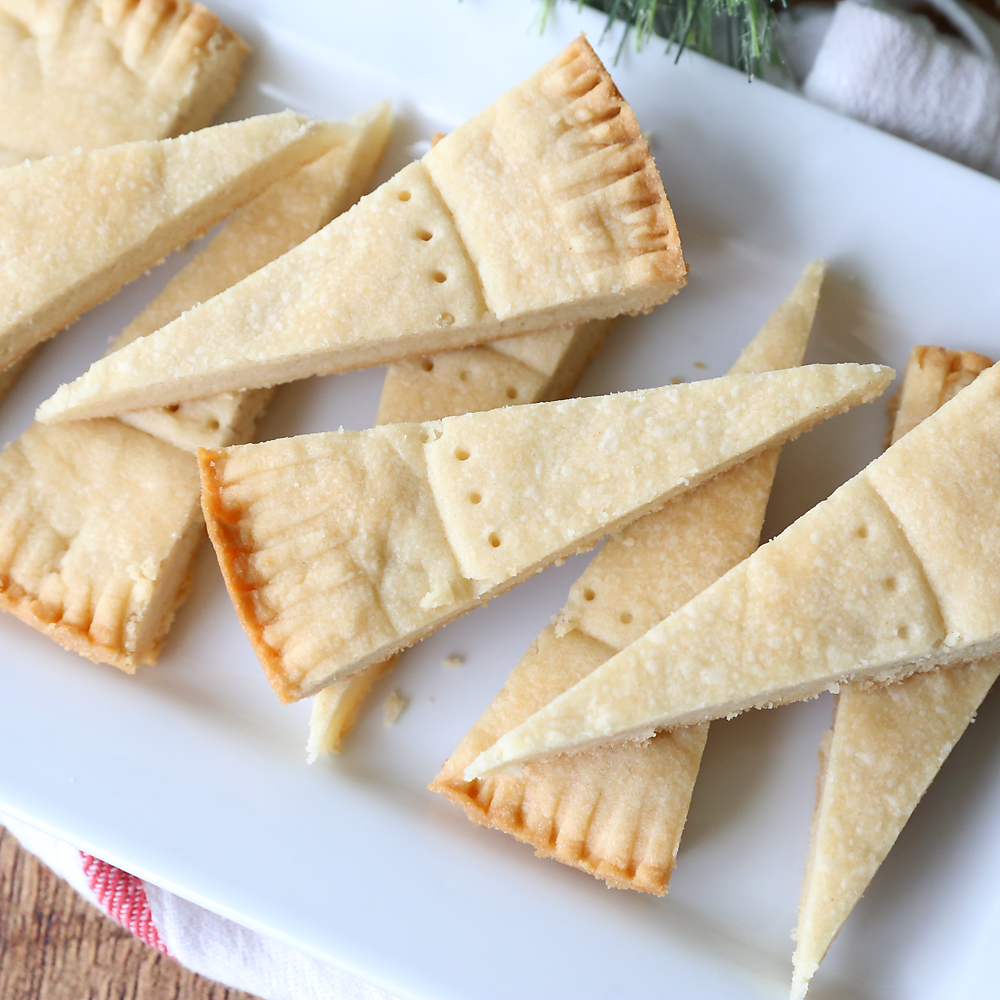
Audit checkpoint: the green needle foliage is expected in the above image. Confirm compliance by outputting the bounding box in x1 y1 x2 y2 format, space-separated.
541 0 786 76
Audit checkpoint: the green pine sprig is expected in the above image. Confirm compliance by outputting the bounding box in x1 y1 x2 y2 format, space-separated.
541 0 786 77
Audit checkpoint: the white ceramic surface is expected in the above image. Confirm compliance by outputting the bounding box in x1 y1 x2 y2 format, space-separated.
2 3 1000 999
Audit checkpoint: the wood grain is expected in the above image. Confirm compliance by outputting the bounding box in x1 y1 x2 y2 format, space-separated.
0 824 262 1000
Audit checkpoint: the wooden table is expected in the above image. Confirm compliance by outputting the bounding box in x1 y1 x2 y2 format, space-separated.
0 825 261 1000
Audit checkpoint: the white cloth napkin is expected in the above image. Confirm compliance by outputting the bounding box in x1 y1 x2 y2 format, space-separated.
796 0 1000 177
1 811 397 1000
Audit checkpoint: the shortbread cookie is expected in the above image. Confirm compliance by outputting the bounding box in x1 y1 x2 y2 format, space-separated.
0 113 388 669
0 110 341 376
116 102 393 452
375 321 610 425
792 347 998 999
39 37 688 424
0 0 249 158
0 420 202 669
432 263 824 893
307 318 611 758
307 659 397 759
888 345 991 445
464 359 1000 780
199 362 890 703
793 657 1000 997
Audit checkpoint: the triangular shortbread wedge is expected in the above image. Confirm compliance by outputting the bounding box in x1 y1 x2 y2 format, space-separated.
38 37 687 425
0 110 342 375
793 666 999 997
0 112 389 670
887 345 992 445
199 362 890 703
0 0 249 160
791 345 997 999
116 102 393 453
375 322 611 425
0 420 202 670
463 357 1000 780
307 318 611 759
431 262 826 893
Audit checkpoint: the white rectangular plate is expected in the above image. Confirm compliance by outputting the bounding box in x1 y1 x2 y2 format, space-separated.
3 3 1000 998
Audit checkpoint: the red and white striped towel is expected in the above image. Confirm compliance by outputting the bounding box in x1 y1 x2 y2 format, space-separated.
1 811 398 1000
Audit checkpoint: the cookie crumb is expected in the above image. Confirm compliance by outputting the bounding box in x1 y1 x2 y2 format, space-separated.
442 654 465 668
383 690 407 726
694 361 707 370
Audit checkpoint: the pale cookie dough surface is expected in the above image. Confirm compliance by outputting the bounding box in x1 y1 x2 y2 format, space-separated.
37 37 687 424
867 388 1000 644
375 320 610 425
432 262 824 894
424 365 889 584
116 102 393 452
0 420 202 670
0 112 386 670
202 425 474 701
792 346 997 1000
466 360 1000 778
200 362 891 703
889 345 992 445
0 0 248 397
1 110 342 374
421 37 682 314
0 0 249 157
308 318 610 757
793 658 1000 998
307 659 395 760
436 624 710 894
